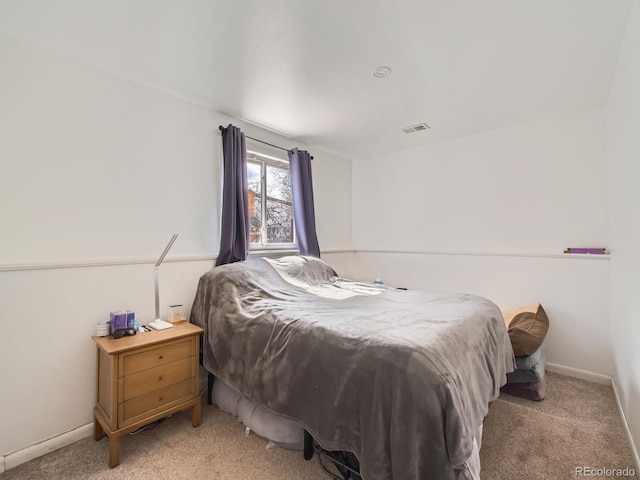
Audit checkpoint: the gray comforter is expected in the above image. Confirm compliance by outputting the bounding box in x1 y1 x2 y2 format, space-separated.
190 256 514 480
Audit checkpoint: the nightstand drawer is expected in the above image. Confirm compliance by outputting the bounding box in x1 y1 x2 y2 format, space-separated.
119 378 193 427
122 338 192 376
121 357 192 401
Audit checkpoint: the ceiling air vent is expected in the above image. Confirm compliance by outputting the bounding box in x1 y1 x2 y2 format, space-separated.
402 123 430 134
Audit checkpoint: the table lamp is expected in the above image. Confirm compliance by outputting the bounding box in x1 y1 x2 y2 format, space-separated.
148 234 178 330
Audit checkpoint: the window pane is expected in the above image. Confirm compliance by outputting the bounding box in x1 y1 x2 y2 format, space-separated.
266 165 292 201
247 162 262 244
266 200 294 243
265 165 294 244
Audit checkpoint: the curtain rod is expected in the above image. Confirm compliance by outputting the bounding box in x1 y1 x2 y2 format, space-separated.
218 125 313 160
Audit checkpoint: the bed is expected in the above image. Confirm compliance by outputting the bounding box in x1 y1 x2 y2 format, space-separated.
190 255 514 480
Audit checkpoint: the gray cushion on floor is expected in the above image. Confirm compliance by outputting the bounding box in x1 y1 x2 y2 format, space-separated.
506 340 546 384
212 377 304 450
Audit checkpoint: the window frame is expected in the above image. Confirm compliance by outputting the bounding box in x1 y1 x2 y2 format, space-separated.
247 149 297 251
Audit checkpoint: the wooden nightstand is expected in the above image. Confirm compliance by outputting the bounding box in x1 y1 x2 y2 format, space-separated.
92 322 204 467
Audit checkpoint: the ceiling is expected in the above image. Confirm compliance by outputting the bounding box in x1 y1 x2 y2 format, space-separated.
0 0 633 159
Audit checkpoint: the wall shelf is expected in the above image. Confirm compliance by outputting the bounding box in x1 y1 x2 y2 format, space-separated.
356 249 611 261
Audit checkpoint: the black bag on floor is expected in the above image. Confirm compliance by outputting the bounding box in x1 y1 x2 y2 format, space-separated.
321 449 362 480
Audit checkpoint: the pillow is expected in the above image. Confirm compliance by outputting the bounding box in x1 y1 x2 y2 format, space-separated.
266 255 337 284
502 303 549 357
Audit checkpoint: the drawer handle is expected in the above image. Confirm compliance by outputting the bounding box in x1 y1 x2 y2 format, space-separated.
159 396 164 402
159 376 163 381
159 355 164 360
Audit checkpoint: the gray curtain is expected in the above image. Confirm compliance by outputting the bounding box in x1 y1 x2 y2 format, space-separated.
216 124 249 266
288 148 320 258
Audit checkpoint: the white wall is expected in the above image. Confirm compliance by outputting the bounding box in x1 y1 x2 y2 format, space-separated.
354 109 607 253
606 0 640 456
0 35 218 265
351 108 613 375
0 34 352 459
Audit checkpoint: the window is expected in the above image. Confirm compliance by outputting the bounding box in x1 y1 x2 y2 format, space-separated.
247 151 296 248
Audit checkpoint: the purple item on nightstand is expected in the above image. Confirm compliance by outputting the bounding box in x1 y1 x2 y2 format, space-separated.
110 311 129 335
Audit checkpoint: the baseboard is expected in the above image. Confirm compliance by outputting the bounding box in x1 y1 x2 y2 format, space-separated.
611 379 640 475
547 362 639 472
3 383 212 472
3 423 93 471
546 362 612 385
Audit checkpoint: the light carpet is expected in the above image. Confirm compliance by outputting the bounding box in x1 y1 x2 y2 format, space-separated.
1 372 637 480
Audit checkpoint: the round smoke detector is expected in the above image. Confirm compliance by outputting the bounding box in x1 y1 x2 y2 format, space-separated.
372 66 392 78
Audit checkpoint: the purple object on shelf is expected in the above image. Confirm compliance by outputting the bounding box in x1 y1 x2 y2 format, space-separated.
564 248 607 254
